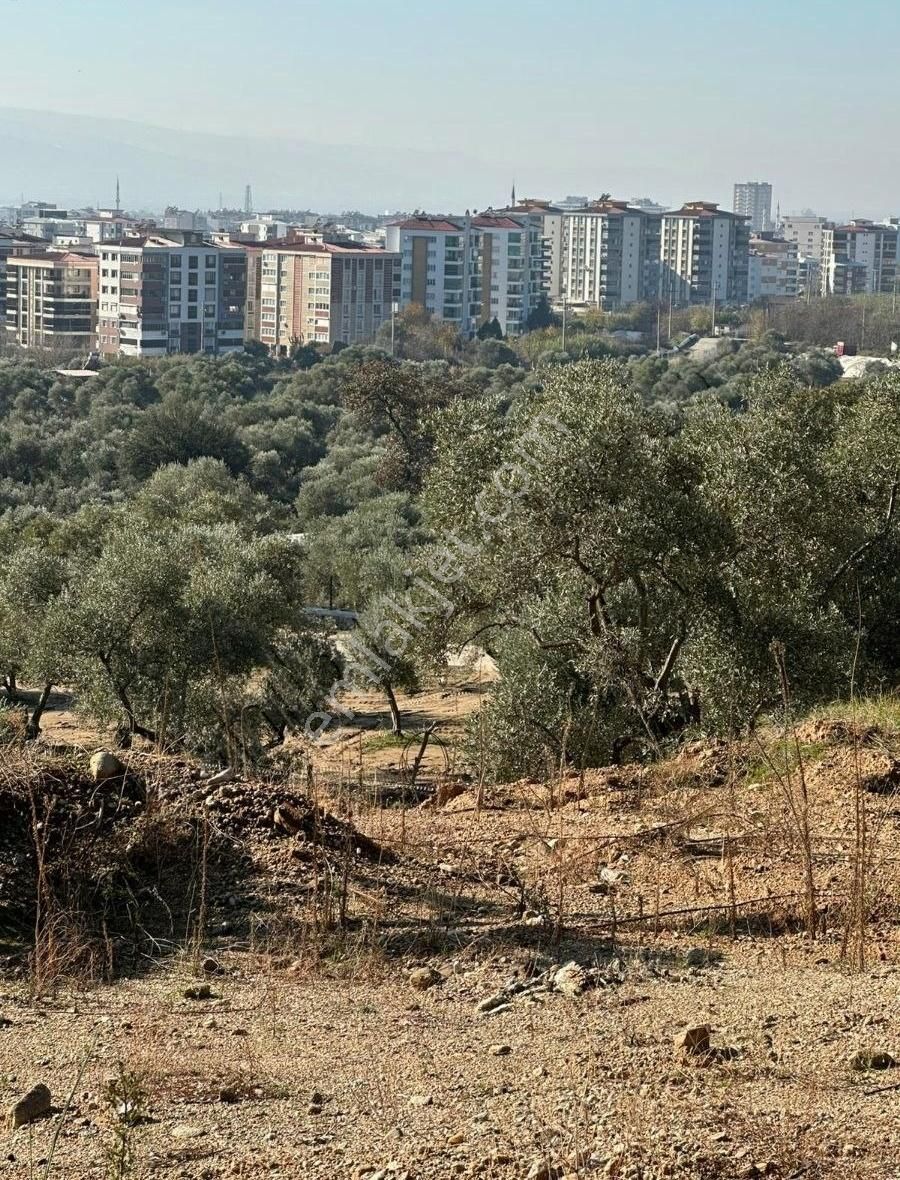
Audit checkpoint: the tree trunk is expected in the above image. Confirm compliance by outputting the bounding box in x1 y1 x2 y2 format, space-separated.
384 681 403 736
24 684 53 741
2 672 17 705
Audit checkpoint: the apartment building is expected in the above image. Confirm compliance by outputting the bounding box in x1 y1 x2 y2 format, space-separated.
243 237 400 351
733 181 773 233
660 202 750 305
780 214 829 264
821 220 899 296
96 231 246 357
502 199 565 299
5 251 98 350
561 199 661 309
385 212 544 336
747 236 800 302
0 229 46 326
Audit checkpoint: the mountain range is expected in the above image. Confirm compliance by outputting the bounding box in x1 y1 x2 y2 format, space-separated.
0 107 512 214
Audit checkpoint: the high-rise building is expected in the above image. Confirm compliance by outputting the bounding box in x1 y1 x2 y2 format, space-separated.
780 214 829 264
747 236 800 302
501 199 565 300
5 251 98 350
820 221 899 296
560 199 661 309
243 236 400 352
0 229 47 327
96 231 246 357
733 182 773 233
385 212 544 336
661 202 750 306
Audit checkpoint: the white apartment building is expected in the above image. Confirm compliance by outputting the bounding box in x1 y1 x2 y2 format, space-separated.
561 200 661 309
503 199 565 299
747 237 800 301
780 214 829 264
385 212 544 336
661 202 750 305
821 221 900 296
733 182 773 233
96 231 246 356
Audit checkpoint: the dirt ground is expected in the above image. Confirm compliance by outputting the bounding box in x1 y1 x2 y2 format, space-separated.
3 943 900 1179
4 698 900 1177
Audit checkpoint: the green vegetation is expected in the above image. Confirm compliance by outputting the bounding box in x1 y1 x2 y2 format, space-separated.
0 309 896 774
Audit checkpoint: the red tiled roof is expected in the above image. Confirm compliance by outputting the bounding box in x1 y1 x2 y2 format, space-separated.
667 202 747 220
472 215 526 229
391 217 463 232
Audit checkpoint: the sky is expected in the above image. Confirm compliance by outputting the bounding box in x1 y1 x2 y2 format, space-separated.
2 0 899 216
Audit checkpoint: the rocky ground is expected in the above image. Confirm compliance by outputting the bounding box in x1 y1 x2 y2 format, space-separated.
2 700 900 1178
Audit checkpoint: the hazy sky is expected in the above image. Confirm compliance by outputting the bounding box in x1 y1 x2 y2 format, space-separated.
2 0 898 215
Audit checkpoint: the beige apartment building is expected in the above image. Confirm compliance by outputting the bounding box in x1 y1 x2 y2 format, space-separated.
244 238 401 352
5 251 98 350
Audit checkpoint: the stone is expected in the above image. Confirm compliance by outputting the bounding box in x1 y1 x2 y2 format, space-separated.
408 1094 432 1107
207 767 236 786
8 1083 51 1129
89 750 125 783
674 1024 711 1057
526 1159 564 1180
850 1050 897 1071
476 993 508 1014
685 947 723 968
489 1043 512 1056
182 984 213 1001
408 966 442 991
553 961 587 998
171 1124 205 1139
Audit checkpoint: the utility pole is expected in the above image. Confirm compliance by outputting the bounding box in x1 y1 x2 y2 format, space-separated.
561 298 567 352
667 288 674 341
656 300 662 354
390 301 398 356
711 278 718 337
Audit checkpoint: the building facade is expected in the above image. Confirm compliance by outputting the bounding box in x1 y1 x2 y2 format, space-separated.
0 230 47 327
560 200 661 309
733 182 773 233
821 221 899 296
96 231 246 357
244 238 400 351
660 202 750 306
5 251 98 350
747 236 800 301
780 214 829 264
385 212 544 336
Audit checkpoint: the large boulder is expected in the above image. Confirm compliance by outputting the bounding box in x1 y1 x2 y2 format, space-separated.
89 750 126 783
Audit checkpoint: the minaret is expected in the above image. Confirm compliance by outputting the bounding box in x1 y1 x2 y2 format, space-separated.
115 176 121 212
510 180 516 207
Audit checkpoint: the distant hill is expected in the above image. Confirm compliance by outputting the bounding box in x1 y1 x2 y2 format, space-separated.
0 107 509 213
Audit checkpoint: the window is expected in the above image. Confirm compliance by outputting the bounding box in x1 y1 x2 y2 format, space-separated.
189 256 199 270
187 307 198 319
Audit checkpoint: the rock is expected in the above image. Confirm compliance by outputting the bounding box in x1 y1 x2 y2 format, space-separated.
408 966 442 991
182 983 213 1001
89 750 125 783
171 1124 205 1139
685 947 723 968
674 1024 711 1057
218 1087 240 1104
408 1093 433 1107
476 993 508 1014
850 1049 897 1071
207 767 236 786
526 1160 563 1180
8 1083 51 1129
202 957 223 975
489 1043 512 1056
553 961 587 998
